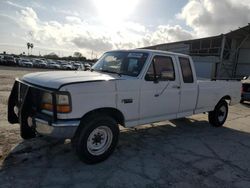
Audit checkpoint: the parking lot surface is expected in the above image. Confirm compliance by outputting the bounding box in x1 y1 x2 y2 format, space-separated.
0 66 250 188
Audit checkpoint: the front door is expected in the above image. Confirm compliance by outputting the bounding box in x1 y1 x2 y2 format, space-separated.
139 54 181 124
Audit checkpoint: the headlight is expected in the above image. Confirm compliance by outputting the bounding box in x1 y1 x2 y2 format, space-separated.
41 92 71 113
42 92 52 104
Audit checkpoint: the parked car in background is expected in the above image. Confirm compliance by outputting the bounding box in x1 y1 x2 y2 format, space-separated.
14 57 21 65
72 62 82 70
60 61 74 70
2 55 16 66
241 76 250 103
34 59 47 68
47 60 61 69
0 55 4 64
83 63 91 70
19 59 33 67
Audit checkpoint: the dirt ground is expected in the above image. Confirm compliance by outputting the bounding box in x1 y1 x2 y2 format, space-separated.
0 65 250 188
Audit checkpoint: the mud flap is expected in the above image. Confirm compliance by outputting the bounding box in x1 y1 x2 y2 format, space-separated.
8 81 19 124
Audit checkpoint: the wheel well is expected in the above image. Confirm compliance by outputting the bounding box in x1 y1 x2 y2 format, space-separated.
81 108 125 127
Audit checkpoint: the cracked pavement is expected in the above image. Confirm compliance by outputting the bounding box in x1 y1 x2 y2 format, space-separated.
0 66 250 188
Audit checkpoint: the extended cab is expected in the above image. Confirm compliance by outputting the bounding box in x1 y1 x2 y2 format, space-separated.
8 49 241 163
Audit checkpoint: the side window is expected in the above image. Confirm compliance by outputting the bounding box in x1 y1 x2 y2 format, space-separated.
145 56 175 81
179 57 194 83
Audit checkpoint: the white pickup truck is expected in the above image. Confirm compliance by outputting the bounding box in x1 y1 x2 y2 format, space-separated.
8 49 241 164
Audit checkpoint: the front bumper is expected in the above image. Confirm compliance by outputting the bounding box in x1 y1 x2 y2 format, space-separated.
34 118 79 138
8 79 80 139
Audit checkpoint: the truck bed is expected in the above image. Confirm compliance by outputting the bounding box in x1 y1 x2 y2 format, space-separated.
195 79 241 113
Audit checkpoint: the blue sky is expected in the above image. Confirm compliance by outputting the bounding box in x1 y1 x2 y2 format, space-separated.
0 0 249 58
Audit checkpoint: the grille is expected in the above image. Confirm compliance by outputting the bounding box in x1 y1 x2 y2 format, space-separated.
17 81 44 113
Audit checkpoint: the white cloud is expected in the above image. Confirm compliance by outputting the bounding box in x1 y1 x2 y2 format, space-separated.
72 36 113 52
20 7 39 31
6 1 25 9
3 0 250 57
178 0 250 37
0 13 19 25
124 22 146 33
17 7 194 57
65 16 82 24
52 7 79 16
144 25 193 46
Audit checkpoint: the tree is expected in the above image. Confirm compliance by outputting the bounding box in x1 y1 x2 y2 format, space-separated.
73 52 83 58
30 43 34 55
73 52 86 61
27 42 31 55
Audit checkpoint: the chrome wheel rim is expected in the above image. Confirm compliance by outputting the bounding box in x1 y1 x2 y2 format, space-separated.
218 105 227 122
87 126 113 156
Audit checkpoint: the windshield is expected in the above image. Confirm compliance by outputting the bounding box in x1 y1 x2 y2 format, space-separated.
92 51 149 77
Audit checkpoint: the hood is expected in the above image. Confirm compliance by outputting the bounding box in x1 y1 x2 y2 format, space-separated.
22 71 119 89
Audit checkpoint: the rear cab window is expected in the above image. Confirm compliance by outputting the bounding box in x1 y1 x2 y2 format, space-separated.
179 57 194 83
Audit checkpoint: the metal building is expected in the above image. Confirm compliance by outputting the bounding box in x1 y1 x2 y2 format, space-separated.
143 24 250 79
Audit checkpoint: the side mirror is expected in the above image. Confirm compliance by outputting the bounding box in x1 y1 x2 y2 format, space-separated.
145 73 159 83
153 77 159 84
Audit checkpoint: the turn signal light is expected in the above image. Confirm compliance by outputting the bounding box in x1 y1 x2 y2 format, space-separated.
41 103 71 113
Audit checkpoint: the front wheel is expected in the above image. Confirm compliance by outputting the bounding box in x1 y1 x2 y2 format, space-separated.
208 100 228 127
72 115 119 164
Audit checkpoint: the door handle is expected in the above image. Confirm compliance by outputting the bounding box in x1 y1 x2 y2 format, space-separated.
122 99 133 104
172 85 180 89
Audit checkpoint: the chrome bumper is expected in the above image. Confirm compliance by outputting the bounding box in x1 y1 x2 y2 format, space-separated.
34 118 80 138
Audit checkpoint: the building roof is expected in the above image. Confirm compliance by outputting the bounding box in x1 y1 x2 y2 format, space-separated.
143 24 250 49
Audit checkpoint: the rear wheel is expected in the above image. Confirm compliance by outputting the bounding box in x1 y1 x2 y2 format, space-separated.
208 100 228 127
72 115 119 164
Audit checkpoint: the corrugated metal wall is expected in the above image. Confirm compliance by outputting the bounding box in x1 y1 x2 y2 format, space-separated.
236 39 250 77
192 56 219 78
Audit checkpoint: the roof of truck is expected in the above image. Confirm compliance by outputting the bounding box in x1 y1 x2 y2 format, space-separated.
107 49 190 58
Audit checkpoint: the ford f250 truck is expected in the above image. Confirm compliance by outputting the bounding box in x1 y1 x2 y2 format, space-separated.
8 49 241 164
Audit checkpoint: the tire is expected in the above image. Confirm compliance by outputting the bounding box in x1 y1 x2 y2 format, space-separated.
208 100 228 127
72 115 119 164
240 99 244 103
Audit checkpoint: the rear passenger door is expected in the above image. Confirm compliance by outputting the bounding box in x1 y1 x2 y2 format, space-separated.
177 57 198 117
